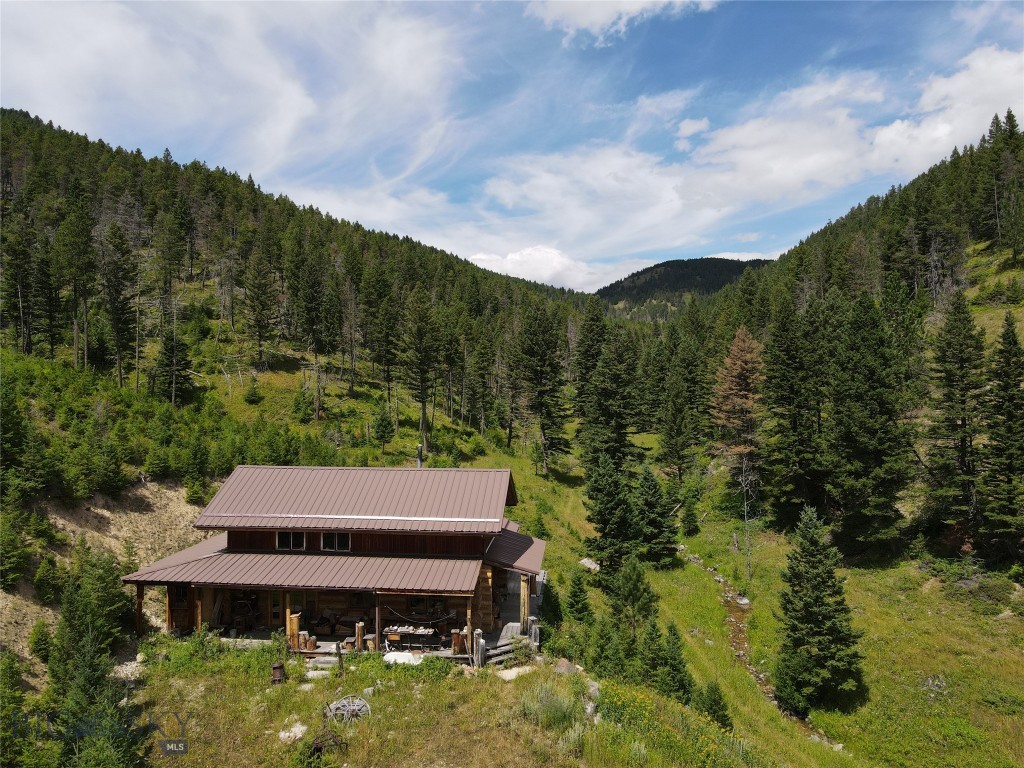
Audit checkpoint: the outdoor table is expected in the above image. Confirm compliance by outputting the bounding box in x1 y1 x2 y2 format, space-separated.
383 625 437 650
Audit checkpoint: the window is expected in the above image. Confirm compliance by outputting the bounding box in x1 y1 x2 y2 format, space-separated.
171 585 188 609
321 532 350 552
276 531 305 550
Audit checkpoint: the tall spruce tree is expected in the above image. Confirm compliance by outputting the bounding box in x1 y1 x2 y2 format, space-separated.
631 465 679 568
519 298 570 472
774 508 864 717
583 453 635 574
608 555 659 638
824 293 912 553
579 326 641 471
98 223 137 387
926 291 987 545
401 285 439 450
659 330 709 481
762 295 827 527
981 312 1024 559
573 296 607 417
243 247 276 363
564 571 594 624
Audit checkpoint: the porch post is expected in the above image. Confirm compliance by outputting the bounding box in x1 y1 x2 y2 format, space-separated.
519 573 529 633
465 598 473 657
135 584 144 637
165 588 172 632
374 593 382 638
194 587 203 631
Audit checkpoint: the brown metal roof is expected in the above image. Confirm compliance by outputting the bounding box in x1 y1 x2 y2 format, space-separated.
123 534 481 594
194 466 518 534
484 528 546 576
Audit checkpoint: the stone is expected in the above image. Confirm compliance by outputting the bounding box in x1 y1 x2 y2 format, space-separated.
305 670 331 680
135 653 146 663
309 656 339 667
496 666 535 682
587 681 600 700
298 683 314 692
554 658 575 675
735 596 751 607
584 700 596 717
363 686 375 698
833 743 844 751
579 557 600 572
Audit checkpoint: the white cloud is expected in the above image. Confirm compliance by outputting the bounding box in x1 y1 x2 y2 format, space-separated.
468 246 654 292
526 1 714 44
674 117 710 151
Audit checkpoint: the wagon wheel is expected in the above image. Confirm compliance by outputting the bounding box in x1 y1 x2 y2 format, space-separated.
324 695 371 723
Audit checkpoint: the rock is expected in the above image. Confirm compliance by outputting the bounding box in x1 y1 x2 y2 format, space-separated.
587 681 600 700
305 670 331 680
736 596 751 607
584 700 596 717
496 666 535 682
363 687 375 698
579 557 600 572
383 651 422 665
554 658 575 675
298 683 314 692
278 722 307 743
833 743 844 751
135 653 146 663
704 639 714 646
714 575 725 583
309 656 339 667
809 734 821 743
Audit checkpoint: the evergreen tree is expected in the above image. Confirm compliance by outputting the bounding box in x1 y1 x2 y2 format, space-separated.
97 223 137 387
695 681 732 730
981 312 1024 559
372 399 396 450
711 325 763 454
401 285 439 450
824 293 912 552
53 178 97 369
34 554 61 603
659 330 709 481
0 650 24 765
152 327 192 405
774 508 864 716
608 555 659 638
662 622 695 704
29 619 52 663
583 453 636 573
519 298 570 472
586 614 624 681
579 326 641 471
564 571 594 624
761 296 827 526
631 465 678 568
243 247 276 363
925 291 987 545
539 580 563 628
573 296 607 416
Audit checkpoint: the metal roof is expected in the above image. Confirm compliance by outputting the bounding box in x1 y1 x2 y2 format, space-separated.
123 534 482 594
194 466 517 534
484 528 546 576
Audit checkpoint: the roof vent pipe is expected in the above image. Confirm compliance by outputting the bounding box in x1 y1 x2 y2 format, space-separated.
417 444 423 468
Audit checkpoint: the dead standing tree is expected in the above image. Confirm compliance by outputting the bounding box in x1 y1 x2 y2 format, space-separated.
711 325 764 581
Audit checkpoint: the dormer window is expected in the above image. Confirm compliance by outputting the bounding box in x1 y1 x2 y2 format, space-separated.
276 531 305 550
322 532 350 552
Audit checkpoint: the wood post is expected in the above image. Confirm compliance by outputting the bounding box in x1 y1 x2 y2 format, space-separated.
374 595 382 638
355 621 364 652
520 573 530 632
165 588 172 632
465 600 473 656
287 611 301 650
194 588 203 632
474 629 484 667
135 584 144 637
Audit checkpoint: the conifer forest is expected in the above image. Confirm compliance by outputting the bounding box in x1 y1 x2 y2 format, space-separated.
1 105 1023 768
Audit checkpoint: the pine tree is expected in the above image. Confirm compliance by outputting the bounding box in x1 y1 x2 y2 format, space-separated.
774 508 864 716
0 650 24 765
401 285 439 450
662 622 695 704
573 296 607 417
243 247 276 363
631 465 678 568
519 298 570 472
608 555 658 638
53 178 97 368
762 296 827 526
564 571 594 624
583 453 636 574
925 291 987 545
372 399 396 450
579 326 641 471
659 330 709 482
981 312 1024 559
824 293 912 552
153 327 192 405
97 223 137 387
695 681 732 730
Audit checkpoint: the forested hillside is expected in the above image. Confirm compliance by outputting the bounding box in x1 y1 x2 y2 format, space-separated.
1 107 1023 768
596 256 769 316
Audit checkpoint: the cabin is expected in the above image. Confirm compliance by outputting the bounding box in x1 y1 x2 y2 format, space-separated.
123 466 545 653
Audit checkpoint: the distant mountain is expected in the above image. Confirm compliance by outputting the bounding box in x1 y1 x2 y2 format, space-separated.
596 257 769 306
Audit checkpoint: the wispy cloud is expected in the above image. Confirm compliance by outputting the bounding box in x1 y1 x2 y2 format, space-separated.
525 1 714 45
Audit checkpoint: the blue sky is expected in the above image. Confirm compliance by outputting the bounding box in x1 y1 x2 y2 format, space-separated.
2 2 1022 291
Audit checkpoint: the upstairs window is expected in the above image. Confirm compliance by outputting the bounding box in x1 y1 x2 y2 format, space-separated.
322 532 351 552
276 531 305 551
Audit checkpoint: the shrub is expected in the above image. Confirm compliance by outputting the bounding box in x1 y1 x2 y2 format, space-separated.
28 620 52 663
466 434 487 457
694 681 732 730
242 378 263 405
33 555 62 603
520 682 581 731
